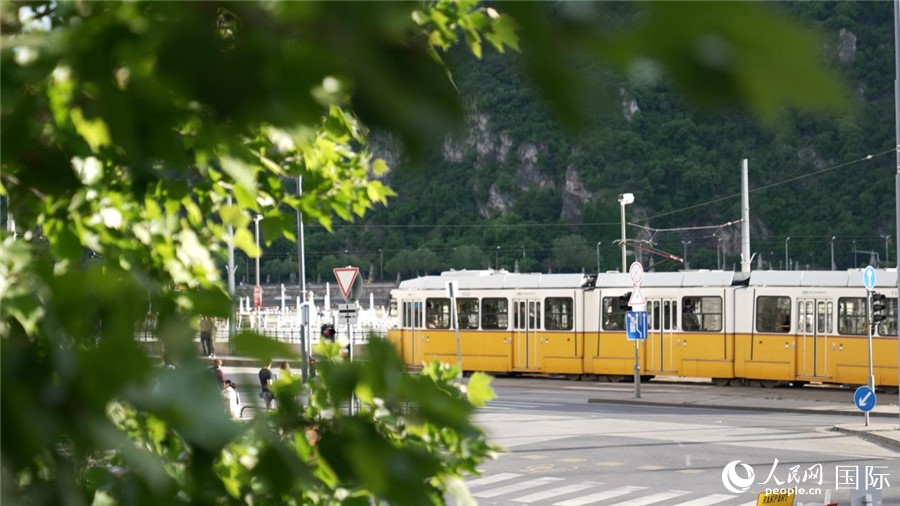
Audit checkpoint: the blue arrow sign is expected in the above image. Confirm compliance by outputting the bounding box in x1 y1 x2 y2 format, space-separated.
626 311 648 340
863 266 876 290
854 385 877 412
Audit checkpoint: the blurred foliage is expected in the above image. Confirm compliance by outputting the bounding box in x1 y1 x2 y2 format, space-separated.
0 0 861 505
1 1 512 504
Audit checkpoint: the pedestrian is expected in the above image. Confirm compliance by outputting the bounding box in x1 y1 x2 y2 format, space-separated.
200 316 216 357
223 379 241 419
279 361 292 378
211 358 225 389
258 361 275 409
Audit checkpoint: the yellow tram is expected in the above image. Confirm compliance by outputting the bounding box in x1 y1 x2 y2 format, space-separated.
386 269 900 389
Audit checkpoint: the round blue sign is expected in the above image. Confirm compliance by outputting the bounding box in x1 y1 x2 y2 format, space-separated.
854 385 877 412
863 266 876 290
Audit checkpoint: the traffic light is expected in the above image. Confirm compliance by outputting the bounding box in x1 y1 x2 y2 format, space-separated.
872 292 887 325
618 292 632 312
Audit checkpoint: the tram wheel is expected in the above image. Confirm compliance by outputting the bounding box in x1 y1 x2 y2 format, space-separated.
712 378 732 387
790 381 808 388
880 386 899 395
758 380 779 388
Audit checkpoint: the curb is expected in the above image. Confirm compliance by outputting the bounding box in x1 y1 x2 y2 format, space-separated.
586 397 898 418
831 425 900 451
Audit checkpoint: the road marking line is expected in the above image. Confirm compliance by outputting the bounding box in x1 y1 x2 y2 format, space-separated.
595 461 624 467
671 494 737 506
638 465 666 471
559 458 586 463
466 473 522 488
510 482 601 502
553 485 647 506
676 469 706 474
521 455 548 460
609 490 690 505
473 477 565 498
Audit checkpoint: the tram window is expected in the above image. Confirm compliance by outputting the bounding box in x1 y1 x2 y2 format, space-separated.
457 297 480 329
425 298 452 329
838 297 866 335
878 298 898 336
602 297 625 330
545 297 573 330
482 298 508 330
682 296 722 332
756 296 791 333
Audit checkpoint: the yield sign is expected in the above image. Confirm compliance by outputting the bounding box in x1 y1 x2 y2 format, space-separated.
333 267 360 301
628 285 646 306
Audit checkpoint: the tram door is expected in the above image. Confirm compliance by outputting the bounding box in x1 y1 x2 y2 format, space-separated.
646 298 678 373
401 300 425 366
512 299 541 370
797 298 832 378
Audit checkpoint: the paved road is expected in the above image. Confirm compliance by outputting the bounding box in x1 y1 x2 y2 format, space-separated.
463 378 899 506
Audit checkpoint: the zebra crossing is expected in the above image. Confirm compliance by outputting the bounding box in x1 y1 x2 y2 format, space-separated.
465 472 757 506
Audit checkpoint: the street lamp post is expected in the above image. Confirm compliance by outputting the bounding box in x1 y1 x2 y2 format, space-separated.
831 236 836 270
254 214 262 307
681 240 691 270
716 238 722 270
495 246 500 270
618 193 634 272
378 248 383 282
596 241 602 273
884 235 891 266
784 237 790 270
853 240 858 268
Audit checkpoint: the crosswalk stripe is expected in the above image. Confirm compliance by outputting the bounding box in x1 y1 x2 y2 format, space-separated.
609 490 690 505
473 477 565 498
553 485 647 506
671 494 737 506
510 482 602 502
466 472 522 488
736 501 758 506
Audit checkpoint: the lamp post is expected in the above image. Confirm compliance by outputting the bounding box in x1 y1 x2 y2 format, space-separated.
853 240 858 268
596 241 602 273
716 237 722 269
378 248 383 282
618 193 634 272
495 245 500 270
831 236 836 270
784 236 790 270
681 240 691 270
254 214 262 307
884 235 891 267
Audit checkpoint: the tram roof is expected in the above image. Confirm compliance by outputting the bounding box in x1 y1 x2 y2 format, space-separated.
593 270 747 288
397 270 587 290
748 269 898 288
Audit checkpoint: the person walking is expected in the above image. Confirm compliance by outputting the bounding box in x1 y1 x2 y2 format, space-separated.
258 361 275 409
211 358 225 389
222 379 241 419
200 316 216 357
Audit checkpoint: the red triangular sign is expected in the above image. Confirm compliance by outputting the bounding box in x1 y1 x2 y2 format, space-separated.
333 267 359 300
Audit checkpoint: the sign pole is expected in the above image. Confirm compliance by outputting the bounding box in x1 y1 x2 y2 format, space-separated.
634 340 641 399
348 319 354 416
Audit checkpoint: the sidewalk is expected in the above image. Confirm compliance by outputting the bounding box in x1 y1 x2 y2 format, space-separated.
583 379 900 451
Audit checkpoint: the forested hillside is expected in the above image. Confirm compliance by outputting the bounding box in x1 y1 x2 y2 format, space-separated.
257 1 896 284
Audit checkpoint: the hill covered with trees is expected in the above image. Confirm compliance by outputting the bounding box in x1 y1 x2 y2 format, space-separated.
253 2 895 284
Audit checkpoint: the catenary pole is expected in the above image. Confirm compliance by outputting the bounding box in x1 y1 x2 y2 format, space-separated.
893 0 899 429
